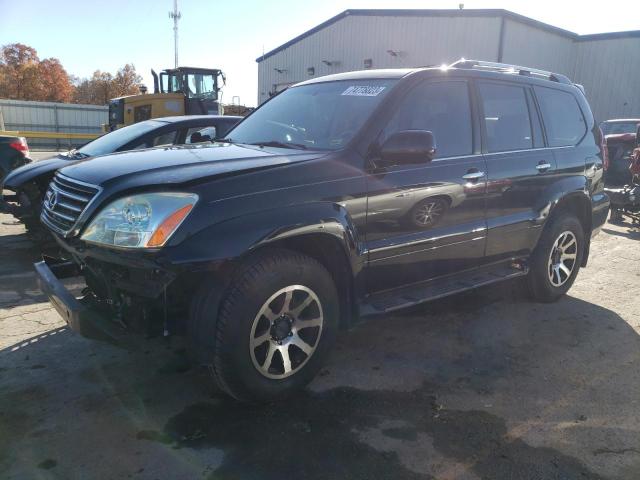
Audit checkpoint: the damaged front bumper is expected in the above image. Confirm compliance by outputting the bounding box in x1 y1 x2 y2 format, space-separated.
35 257 137 346
34 241 186 347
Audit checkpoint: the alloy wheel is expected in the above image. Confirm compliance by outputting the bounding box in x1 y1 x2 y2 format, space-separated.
547 230 578 287
249 285 323 379
414 200 445 226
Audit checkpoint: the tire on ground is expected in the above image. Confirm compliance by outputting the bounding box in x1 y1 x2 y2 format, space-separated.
192 248 339 403
527 212 585 303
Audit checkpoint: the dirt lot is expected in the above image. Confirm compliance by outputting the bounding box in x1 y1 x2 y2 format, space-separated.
1 211 639 480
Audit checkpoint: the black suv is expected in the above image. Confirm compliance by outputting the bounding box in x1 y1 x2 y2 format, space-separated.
35 60 609 402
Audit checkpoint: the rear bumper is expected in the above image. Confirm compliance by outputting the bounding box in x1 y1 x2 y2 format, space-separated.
591 192 610 238
34 257 138 347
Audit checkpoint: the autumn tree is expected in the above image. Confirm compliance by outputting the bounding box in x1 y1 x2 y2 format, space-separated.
73 64 142 105
112 64 143 98
0 43 43 100
39 58 74 102
0 43 73 102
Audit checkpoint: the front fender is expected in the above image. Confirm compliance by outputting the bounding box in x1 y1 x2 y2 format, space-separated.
3 156 71 190
164 201 363 274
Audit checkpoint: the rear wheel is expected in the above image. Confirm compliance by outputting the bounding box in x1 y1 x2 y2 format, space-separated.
194 249 339 403
527 213 584 302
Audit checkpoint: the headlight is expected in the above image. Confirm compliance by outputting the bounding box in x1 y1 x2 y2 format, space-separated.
81 192 198 248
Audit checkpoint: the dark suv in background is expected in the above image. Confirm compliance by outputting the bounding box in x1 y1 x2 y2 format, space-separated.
35 60 609 402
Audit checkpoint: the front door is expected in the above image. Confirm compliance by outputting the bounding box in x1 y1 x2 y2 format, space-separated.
364 79 487 294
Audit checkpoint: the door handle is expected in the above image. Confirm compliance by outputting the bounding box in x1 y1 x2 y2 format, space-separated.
536 162 552 172
462 170 486 181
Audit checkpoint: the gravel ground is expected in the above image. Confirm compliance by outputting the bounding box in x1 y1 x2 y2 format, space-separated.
0 211 639 480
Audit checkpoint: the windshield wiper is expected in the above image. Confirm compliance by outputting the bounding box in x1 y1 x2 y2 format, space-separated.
249 140 307 150
70 151 90 159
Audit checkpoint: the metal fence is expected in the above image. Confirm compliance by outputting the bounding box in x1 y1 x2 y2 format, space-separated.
0 99 107 150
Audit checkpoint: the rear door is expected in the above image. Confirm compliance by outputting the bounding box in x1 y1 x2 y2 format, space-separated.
477 80 559 262
532 86 593 186
364 79 488 293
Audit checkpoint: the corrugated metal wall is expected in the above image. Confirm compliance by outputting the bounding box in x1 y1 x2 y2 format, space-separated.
258 14 502 104
574 37 640 121
501 19 575 76
0 99 107 149
257 12 640 121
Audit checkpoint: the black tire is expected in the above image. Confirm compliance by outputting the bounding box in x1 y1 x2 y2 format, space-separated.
17 184 43 234
194 249 339 403
527 212 585 303
609 208 624 223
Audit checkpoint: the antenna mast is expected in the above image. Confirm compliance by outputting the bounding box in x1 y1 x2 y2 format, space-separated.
169 0 181 68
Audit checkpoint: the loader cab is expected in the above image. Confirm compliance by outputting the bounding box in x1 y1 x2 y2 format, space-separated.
157 67 225 116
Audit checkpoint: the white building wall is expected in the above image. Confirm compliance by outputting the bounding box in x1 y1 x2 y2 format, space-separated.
501 19 575 77
573 37 640 121
257 12 640 121
258 14 502 104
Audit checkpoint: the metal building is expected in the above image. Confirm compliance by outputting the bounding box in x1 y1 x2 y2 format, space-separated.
256 9 640 121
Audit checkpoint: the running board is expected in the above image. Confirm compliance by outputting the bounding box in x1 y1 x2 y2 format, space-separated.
360 262 528 316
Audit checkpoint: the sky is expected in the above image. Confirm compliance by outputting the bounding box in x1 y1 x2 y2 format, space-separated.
0 0 638 106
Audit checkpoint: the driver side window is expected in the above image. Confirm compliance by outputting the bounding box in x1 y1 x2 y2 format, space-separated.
383 81 473 159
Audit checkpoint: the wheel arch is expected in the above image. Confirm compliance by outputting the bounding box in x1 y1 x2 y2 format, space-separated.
249 232 357 330
183 202 363 363
543 191 593 267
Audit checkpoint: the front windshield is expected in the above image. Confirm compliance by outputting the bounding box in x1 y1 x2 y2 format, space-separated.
186 73 218 100
226 79 397 151
78 120 164 157
600 121 639 135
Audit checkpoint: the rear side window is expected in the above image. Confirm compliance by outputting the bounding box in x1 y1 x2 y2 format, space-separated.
383 81 472 158
534 87 587 147
478 83 533 153
151 130 178 147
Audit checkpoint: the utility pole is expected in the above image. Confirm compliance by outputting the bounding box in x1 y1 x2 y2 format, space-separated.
169 0 181 68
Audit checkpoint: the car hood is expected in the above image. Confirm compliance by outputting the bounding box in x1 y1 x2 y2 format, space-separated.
3 155 79 189
59 143 324 189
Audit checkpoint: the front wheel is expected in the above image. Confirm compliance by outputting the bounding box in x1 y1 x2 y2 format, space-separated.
527 213 584 303
198 249 339 403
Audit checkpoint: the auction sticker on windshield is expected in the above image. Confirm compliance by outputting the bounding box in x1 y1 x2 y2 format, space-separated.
341 86 386 96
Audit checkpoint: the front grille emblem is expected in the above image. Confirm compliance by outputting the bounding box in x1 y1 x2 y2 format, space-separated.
45 190 58 210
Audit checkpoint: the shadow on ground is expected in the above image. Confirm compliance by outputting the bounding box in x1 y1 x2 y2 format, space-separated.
1 280 639 479
601 225 640 240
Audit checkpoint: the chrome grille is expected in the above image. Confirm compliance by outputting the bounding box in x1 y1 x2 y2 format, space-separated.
41 173 99 236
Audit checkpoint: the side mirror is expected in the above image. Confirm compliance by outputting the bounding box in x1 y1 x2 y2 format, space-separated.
379 130 437 166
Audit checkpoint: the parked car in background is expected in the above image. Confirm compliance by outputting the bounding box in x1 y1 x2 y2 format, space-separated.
599 118 640 136
0 135 30 184
1 115 241 241
604 131 637 187
605 125 640 223
35 60 608 402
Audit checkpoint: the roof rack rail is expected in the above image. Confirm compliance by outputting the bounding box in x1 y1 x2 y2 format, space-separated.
449 59 573 85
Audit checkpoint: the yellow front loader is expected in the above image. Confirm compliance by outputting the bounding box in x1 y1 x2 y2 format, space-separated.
105 67 225 131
